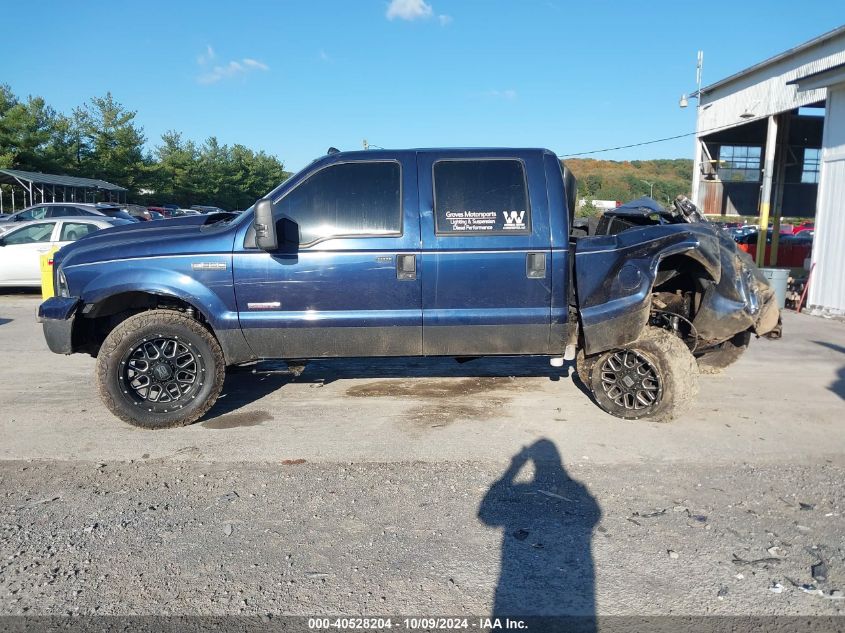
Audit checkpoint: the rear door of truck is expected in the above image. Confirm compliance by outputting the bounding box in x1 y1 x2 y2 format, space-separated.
417 150 552 355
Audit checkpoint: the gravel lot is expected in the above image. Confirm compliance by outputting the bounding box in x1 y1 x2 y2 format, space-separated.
1 292 844 620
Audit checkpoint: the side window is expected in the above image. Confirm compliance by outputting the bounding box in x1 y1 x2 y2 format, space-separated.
48 206 76 218
60 222 98 241
275 161 401 245
17 206 47 221
433 159 530 235
4 222 56 245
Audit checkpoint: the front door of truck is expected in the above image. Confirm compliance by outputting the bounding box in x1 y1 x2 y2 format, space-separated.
417 151 552 355
233 154 422 358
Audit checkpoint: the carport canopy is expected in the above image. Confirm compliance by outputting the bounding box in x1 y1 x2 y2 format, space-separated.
0 168 128 213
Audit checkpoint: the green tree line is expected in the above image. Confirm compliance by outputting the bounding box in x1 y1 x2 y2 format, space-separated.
566 157 693 207
0 85 290 210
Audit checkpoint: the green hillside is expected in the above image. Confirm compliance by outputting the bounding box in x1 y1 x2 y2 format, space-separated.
564 158 693 206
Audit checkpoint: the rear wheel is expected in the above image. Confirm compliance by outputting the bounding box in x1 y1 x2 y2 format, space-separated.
589 327 699 422
96 309 225 429
696 330 751 374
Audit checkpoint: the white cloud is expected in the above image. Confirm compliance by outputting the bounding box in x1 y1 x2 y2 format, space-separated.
488 89 518 100
438 14 453 26
197 45 215 65
386 0 433 21
197 56 270 84
242 58 269 71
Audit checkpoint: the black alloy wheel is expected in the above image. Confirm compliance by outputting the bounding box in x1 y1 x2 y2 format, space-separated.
595 349 662 413
97 309 226 429
120 337 202 410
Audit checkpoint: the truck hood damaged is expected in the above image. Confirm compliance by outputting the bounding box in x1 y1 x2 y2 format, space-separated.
576 196 781 355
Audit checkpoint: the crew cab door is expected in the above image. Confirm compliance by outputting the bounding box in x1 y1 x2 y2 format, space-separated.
233 153 422 358
417 151 552 355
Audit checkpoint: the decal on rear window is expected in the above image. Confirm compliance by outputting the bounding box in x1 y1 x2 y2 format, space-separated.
433 159 530 235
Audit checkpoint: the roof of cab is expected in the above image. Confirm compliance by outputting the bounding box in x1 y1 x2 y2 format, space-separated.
323 147 556 160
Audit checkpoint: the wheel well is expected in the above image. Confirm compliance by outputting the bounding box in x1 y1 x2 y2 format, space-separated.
72 292 210 356
653 254 713 295
648 254 716 349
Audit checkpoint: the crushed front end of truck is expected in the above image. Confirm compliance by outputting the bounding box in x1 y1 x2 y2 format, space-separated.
574 195 781 362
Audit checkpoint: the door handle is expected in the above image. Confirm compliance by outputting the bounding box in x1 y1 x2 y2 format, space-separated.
526 252 546 279
396 254 417 280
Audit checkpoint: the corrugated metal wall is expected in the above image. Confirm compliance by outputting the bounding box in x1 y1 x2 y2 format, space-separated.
808 83 845 316
699 34 845 132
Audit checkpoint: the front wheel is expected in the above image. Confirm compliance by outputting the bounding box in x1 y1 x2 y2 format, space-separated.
589 327 699 422
96 309 226 429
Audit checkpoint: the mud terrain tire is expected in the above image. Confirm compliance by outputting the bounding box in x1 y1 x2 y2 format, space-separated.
589 327 699 422
575 349 596 387
97 309 225 429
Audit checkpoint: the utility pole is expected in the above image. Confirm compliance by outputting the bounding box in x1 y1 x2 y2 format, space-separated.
680 51 705 207
640 180 655 198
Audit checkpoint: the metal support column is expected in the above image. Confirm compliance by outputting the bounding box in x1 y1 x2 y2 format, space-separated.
756 115 779 267
769 114 790 266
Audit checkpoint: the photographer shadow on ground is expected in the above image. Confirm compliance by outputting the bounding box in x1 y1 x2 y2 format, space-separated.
478 439 601 631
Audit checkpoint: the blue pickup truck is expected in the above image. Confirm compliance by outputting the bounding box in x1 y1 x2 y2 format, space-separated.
38 148 780 428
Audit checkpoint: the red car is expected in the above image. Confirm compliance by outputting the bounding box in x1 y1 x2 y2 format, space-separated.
793 222 814 234
146 206 172 218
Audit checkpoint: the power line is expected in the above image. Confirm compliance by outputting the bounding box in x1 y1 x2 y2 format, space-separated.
557 114 769 158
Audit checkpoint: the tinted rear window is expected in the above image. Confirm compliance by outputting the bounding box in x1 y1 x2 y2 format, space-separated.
434 159 530 235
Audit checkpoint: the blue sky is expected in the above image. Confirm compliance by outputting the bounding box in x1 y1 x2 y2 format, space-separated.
2 1 844 171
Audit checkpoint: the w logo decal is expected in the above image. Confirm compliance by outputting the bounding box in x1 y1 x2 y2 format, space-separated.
503 210 525 225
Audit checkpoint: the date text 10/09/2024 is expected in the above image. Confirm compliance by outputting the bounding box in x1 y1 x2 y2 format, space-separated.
307 617 528 630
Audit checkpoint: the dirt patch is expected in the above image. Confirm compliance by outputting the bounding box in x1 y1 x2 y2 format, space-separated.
347 378 524 428
202 410 272 430
407 398 509 427
345 377 522 399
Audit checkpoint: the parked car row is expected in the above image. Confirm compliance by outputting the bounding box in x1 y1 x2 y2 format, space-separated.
0 201 236 225
0 217 131 287
0 203 136 224
713 219 814 269
0 201 237 288
143 204 230 219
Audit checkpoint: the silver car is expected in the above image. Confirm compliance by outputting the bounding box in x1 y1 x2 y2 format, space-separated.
0 202 137 224
0 218 129 287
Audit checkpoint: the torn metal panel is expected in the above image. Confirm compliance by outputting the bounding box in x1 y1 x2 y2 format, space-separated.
576 196 781 355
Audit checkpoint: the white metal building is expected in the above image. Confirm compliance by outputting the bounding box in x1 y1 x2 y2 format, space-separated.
791 62 845 316
691 26 845 316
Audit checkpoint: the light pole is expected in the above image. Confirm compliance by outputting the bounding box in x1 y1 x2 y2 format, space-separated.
640 180 654 198
680 51 705 206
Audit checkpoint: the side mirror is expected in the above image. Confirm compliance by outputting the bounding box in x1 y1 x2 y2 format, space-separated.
279 217 299 248
254 199 277 251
